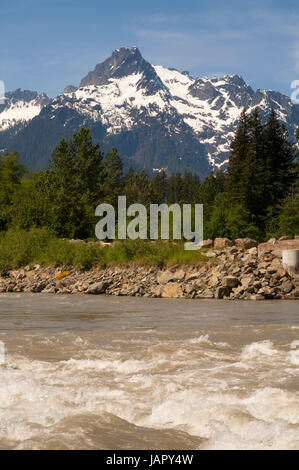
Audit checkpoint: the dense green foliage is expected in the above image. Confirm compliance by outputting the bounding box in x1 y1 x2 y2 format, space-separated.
0 108 298 268
0 228 209 270
197 108 298 240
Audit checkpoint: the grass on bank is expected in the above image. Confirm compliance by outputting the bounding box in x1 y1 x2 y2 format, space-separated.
0 228 210 271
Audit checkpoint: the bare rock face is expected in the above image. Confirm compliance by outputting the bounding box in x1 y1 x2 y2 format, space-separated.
161 283 183 298
214 238 233 248
87 282 107 294
63 85 78 93
235 238 258 249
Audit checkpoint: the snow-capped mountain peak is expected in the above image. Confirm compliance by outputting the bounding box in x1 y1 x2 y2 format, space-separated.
79 46 166 96
1 47 298 177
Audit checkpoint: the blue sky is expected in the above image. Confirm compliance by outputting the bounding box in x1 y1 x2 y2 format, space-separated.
1 0 299 97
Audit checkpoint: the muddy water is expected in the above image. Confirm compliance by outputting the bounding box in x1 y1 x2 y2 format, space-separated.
0 294 298 450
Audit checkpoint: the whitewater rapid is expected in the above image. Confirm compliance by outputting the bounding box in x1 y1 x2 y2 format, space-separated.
0 294 298 450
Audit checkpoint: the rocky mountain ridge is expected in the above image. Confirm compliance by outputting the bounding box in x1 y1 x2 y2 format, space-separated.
1 47 298 177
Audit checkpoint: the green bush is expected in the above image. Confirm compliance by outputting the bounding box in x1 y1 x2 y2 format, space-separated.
0 228 209 270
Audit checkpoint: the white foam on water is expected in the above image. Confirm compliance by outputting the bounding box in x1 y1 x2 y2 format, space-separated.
0 330 298 449
240 340 277 360
187 334 213 345
289 350 299 365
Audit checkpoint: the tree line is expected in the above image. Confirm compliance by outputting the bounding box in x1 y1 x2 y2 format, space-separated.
0 107 298 241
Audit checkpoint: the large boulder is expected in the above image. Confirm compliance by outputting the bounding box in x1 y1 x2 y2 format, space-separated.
215 286 231 299
157 270 185 283
214 238 233 248
87 282 107 294
241 275 255 288
258 286 274 299
222 276 240 288
208 273 220 287
161 283 183 298
235 238 258 249
157 270 175 284
280 280 294 294
172 269 186 281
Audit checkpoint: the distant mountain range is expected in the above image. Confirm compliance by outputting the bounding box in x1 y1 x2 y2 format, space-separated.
1 46 298 179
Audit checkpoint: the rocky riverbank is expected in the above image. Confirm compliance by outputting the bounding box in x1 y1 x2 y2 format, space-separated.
0 238 298 300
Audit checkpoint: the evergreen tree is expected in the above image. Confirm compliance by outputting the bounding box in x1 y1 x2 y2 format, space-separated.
124 169 154 207
0 152 26 230
271 127 299 237
10 176 43 230
167 173 183 203
152 171 168 204
226 108 251 205
49 128 104 238
181 171 201 203
205 193 229 239
197 171 226 235
102 148 123 207
245 108 265 215
275 191 299 238
261 109 296 209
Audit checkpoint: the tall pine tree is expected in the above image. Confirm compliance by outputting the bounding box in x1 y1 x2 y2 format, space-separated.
261 109 296 209
226 108 251 206
102 148 123 207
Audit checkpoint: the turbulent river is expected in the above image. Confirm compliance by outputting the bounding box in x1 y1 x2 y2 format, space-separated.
0 294 298 450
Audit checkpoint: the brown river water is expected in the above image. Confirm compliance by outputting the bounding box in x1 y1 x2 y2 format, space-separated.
0 294 298 450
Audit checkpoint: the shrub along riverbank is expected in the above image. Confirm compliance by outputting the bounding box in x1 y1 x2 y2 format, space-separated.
0 229 298 300
0 228 210 271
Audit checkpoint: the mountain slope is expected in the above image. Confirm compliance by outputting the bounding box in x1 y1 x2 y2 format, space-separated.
1 47 298 177
0 89 50 149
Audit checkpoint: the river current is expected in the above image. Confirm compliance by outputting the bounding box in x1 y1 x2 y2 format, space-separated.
0 294 298 450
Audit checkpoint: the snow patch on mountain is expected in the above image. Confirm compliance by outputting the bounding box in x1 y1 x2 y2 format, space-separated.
0 101 42 131
0 90 49 132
